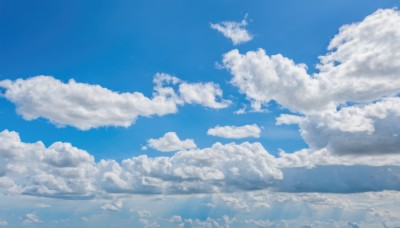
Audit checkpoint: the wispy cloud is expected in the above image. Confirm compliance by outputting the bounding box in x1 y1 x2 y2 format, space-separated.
211 15 253 45
207 124 261 139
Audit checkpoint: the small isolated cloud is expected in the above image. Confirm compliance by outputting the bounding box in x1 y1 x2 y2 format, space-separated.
22 213 42 225
207 124 261 139
211 15 252 45
179 82 231 109
101 200 123 212
147 132 197 152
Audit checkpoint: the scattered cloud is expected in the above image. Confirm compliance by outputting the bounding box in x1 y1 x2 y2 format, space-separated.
101 200 123 212
0 76 179 130
207 124 261 139
179 82 231 109
22 213 42 225
211 15 253 45
147 132 197 152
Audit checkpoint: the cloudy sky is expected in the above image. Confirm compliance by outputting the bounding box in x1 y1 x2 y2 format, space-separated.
1 0 400 227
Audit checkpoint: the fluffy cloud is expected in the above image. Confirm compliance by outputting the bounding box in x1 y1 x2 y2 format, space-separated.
2 129 400 198
222 9 400 114
147 132 197 152
211 16 253 45
112 141 282 194
22 213 42 225
0 130 282 196
0 74 230 130
178 82 231 109
0 76 179 130
207 124 261 139
277 97 400 155
0 130 97 198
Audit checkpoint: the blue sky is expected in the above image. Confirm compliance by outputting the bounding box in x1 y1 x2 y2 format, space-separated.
1 0 400 227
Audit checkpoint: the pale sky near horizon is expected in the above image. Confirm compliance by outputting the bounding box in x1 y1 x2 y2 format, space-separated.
1 1 400 227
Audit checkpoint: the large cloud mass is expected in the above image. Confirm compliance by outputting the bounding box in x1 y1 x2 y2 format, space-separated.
0 130 283 197
2 130 400 199
223 9 400 114
0 74 230 130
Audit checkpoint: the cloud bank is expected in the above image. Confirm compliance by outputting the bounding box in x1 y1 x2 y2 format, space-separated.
2 130 400 199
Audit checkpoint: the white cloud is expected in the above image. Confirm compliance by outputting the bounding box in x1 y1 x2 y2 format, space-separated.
101 200 123 212
0 130 97 198
0 76 179 130
147 132 197 152
118 141 282 194
276 114 304 125
277 97 400 155
222 9 400 114
0 73 230 130
0 130 282 196
22 213 42 225
178 82 231 109
211 15 253 45
2 129 400 197
0 219 7 226
207 124 261 139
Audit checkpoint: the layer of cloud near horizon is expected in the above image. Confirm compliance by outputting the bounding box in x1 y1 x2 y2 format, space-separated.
1 129 400 199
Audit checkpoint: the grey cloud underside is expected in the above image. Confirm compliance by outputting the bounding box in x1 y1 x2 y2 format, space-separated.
2 130 400 199
222 8 400 156
277 97 400 155
0 73 230 130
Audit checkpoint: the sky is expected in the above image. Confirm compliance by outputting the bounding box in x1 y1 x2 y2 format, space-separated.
1 0 400 227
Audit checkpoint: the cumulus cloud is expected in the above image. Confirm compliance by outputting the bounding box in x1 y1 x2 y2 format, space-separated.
178 82 231 109
147 132 197 152
22 213 42 225
101 200 123 212
2 129 400 197
211 15 253 45
0 76 178 130
0 130 282 197
207 124 261 139
0 73 230 130
222 9 400 114
0 130 97 198
277 97 400 155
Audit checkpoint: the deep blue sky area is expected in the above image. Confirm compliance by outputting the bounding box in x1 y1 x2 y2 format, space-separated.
0 0 398 160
